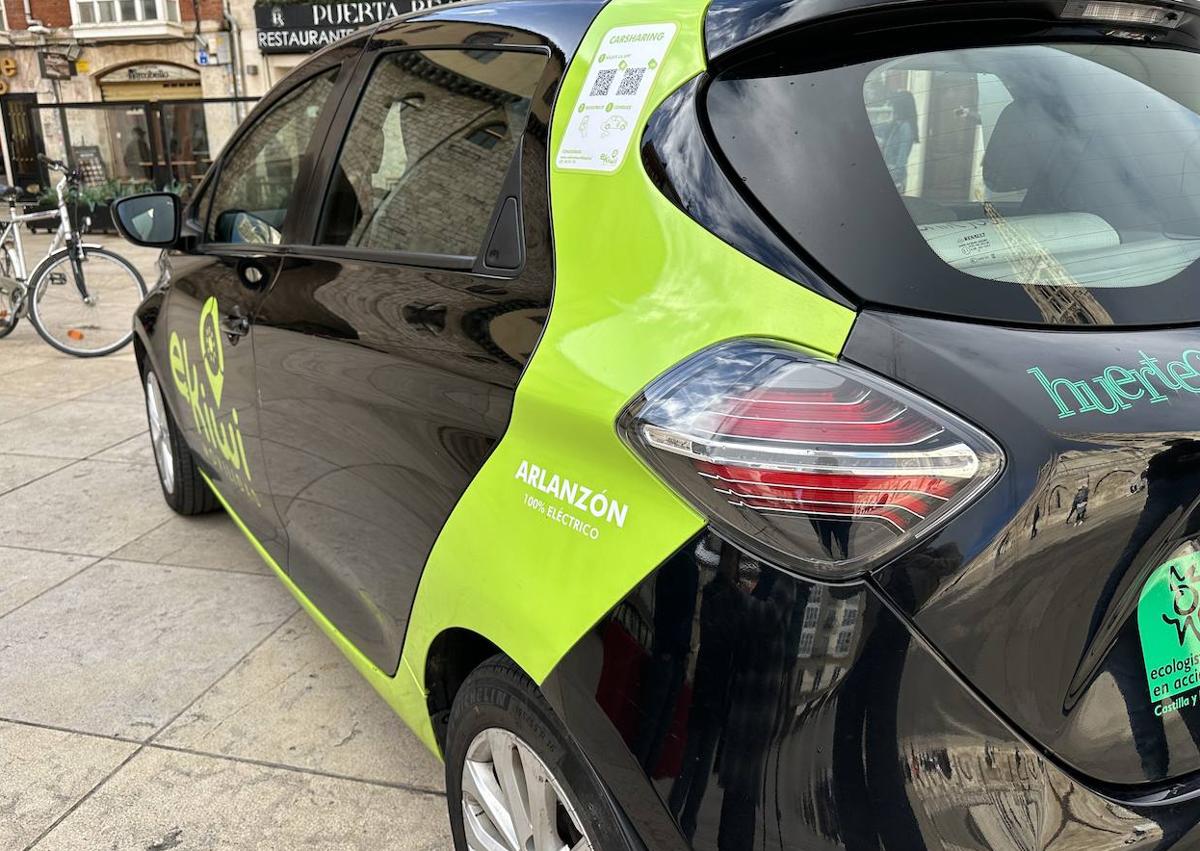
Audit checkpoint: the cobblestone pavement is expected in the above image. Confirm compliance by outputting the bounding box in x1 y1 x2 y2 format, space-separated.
0 234 452 850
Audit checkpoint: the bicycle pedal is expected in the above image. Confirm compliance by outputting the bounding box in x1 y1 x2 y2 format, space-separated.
48 272 67 286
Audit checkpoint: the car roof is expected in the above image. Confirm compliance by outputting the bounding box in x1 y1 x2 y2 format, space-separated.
369 0 608 55
704 0 1200 60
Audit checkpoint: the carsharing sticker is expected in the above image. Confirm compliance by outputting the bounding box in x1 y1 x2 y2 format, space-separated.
555 22 676 173
1140 550 1200 716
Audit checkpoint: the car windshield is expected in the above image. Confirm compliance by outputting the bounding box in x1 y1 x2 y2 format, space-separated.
707 42 1200 325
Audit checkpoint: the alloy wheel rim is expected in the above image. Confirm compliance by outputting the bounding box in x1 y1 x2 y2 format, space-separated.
145 373 175 495
461 727 594 851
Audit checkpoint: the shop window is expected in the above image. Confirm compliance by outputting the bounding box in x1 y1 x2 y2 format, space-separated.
316 48 547 257
208 69 339 245
162 102 214 189
75 0 179 25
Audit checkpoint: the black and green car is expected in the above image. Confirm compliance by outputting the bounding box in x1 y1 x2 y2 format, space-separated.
113 0 1200 846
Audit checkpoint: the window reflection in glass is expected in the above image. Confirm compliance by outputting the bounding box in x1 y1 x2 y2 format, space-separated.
865 45 1200 290
318 48 546 257
208 69 338 245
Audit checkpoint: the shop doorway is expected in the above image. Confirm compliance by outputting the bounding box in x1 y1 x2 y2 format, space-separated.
97 62 204 102
91 63 213 191
1 95 48 192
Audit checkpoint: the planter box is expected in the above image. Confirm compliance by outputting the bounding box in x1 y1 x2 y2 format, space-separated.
86 204 115 234
24 202 115 235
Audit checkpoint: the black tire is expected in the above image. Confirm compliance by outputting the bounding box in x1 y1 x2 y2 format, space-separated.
141 364 217 516
27 245 146 357
446 655 634 851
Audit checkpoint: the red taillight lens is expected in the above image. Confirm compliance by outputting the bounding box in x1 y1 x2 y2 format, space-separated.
618 341 1003 578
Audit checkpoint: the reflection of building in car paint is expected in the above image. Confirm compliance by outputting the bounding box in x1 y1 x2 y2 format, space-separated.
571 532 1159 851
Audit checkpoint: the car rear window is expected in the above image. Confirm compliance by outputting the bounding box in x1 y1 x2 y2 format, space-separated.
706 42 1200 326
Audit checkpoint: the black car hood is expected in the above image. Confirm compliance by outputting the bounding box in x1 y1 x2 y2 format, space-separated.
847 310 1200 789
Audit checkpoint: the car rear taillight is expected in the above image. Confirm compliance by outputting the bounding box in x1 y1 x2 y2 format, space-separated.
618 341 1003 579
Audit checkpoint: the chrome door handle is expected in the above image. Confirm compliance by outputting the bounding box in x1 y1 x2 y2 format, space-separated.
220 310 251 343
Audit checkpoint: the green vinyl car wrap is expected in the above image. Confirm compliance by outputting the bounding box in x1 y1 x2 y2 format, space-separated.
397 0 855 753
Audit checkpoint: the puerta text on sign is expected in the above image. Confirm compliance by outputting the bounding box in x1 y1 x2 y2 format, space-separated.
254 0 458 53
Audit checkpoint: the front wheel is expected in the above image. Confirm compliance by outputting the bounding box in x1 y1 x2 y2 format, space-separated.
27 245 146 357
143 367 217 516
446 656 633 851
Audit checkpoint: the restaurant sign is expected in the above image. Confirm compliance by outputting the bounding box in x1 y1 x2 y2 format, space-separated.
254 0 458 53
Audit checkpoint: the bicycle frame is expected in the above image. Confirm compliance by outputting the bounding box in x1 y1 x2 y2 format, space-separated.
0 173 83 306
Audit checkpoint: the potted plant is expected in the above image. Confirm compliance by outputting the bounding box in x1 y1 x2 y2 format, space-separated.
24 178 178 234
23 180 118 233
23 185 70 233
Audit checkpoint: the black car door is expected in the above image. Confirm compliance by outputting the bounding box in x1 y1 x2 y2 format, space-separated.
163 42 363 566
250 22 561 673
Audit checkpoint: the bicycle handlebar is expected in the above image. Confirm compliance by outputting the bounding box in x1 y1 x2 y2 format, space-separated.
36 154 80 183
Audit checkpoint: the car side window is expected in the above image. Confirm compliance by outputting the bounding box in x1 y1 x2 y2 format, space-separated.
189 177 213 235
317 48 547 257
208 68 339 245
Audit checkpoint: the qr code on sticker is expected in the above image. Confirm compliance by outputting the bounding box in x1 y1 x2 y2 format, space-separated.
590 69 618 97
615 67 646 97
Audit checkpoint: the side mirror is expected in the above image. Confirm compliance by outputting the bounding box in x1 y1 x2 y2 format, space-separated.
112 193 181 248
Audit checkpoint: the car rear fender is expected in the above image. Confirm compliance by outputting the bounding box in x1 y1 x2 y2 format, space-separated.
394 0 856 754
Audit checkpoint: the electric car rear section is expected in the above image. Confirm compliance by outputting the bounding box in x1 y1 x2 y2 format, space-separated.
112 0 1200 847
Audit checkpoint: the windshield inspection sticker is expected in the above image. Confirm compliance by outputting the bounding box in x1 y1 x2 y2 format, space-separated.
555 23 676 173
1140 550 1200 716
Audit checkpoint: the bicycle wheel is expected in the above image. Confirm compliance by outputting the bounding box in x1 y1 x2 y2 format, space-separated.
27 245 146 357
0 245 20 339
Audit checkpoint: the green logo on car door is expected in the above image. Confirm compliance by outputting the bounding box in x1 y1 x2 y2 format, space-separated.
168 296 257 505
1139 550 1200 713
199 296 225 408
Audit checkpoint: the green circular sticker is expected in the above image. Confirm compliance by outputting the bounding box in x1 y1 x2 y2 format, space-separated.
1140 551 1200 706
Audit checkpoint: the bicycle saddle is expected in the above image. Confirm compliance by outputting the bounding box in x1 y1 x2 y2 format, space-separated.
0 185 18 201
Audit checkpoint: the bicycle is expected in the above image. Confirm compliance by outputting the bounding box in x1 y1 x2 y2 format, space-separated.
0 154 147 357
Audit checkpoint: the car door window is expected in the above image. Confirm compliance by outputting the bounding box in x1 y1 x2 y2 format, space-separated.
208 68 339 245
317 48 547 257
189 175 213 234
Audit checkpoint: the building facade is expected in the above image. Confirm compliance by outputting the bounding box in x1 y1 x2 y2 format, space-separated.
0 0 455 200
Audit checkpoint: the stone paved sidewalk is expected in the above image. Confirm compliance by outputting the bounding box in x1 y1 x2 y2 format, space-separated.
0 235 452 850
